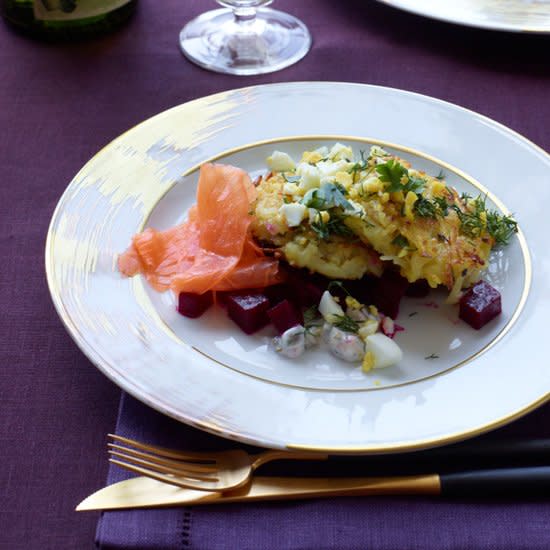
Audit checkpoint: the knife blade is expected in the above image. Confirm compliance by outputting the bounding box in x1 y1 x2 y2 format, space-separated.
76 474 440 511
76 466 550 511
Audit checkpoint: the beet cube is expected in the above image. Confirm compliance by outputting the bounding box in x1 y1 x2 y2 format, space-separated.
264 284 294 306
371 271 409 319
459 281 501 330
216 288 263 308
301 281 325 306
405 279 431 298
177 291 213 318
226 292 270 334
267 299 304 335
284 267 328 306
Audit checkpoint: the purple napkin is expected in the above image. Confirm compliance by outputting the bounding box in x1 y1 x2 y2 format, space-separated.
96 393 550 550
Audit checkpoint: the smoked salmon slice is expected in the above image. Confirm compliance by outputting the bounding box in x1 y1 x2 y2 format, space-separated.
118 163 283 294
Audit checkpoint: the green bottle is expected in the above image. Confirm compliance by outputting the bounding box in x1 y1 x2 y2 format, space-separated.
1 0 137 40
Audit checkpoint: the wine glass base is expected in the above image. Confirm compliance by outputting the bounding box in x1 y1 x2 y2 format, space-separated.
179 8 311 76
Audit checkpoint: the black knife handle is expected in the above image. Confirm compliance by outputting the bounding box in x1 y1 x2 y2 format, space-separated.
440 466 550 498
420 438 550 462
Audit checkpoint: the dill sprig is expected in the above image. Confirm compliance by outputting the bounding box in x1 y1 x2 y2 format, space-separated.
433 196 450 216
452 194 518 245
332 314 360 333
311 211 355 241
412 195 450 219
452 195 487 238
303 305 322 330
349 149 371 182
413 197 438 218
486 210 518 246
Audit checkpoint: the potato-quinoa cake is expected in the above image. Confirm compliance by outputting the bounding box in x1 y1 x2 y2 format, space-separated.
251 143 517 303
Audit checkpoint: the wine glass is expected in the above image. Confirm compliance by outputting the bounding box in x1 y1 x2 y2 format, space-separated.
179 1 311 76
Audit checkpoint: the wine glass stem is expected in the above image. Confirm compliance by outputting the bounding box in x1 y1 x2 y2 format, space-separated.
233 7 257 25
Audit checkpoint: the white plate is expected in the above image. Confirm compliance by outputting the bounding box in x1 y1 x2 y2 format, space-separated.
375 0 550 33
46 82 550 453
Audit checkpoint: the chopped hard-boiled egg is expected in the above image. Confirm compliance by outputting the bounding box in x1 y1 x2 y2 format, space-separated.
404 191 418 221
296 163 321 191
335 171 353 188
363 333 403 369
279 202 306 227
362 351 375 372
361 176 383 194
358 319 379 340
314 146 329 158
318 290 345 323
266 151 295 172
308 208 318 224
329 143 353 161
316 210 330 224
301 151 323 164
283 182 299 195
345 296 362 310
317 159 351 179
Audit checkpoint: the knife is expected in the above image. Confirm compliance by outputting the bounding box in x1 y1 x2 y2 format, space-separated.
77 466 550 511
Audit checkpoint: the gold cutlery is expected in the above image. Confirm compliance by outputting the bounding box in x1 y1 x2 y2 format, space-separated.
77 465 550 511
77 473 439 511
108 434 328 492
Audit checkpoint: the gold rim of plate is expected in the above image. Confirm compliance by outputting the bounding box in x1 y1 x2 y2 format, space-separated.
44 83 549 454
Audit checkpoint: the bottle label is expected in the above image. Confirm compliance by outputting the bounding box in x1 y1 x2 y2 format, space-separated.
34 0 132 21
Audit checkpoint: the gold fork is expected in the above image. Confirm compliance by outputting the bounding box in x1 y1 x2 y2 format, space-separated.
108 434 328 492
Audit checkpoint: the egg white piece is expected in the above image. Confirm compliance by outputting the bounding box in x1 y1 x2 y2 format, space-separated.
296 163 321 191
318 291 345 323
364 333 403 369
266 151 296 172
279 202 306 227
329 143 353 161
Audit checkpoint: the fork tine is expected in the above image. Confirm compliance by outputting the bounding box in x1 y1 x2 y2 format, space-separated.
108 450 219 482
108 434 216 462
108 443 218 474
109 459 216 490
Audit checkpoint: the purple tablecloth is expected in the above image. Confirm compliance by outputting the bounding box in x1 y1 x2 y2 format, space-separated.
1 1 549 548
96 393 550 550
